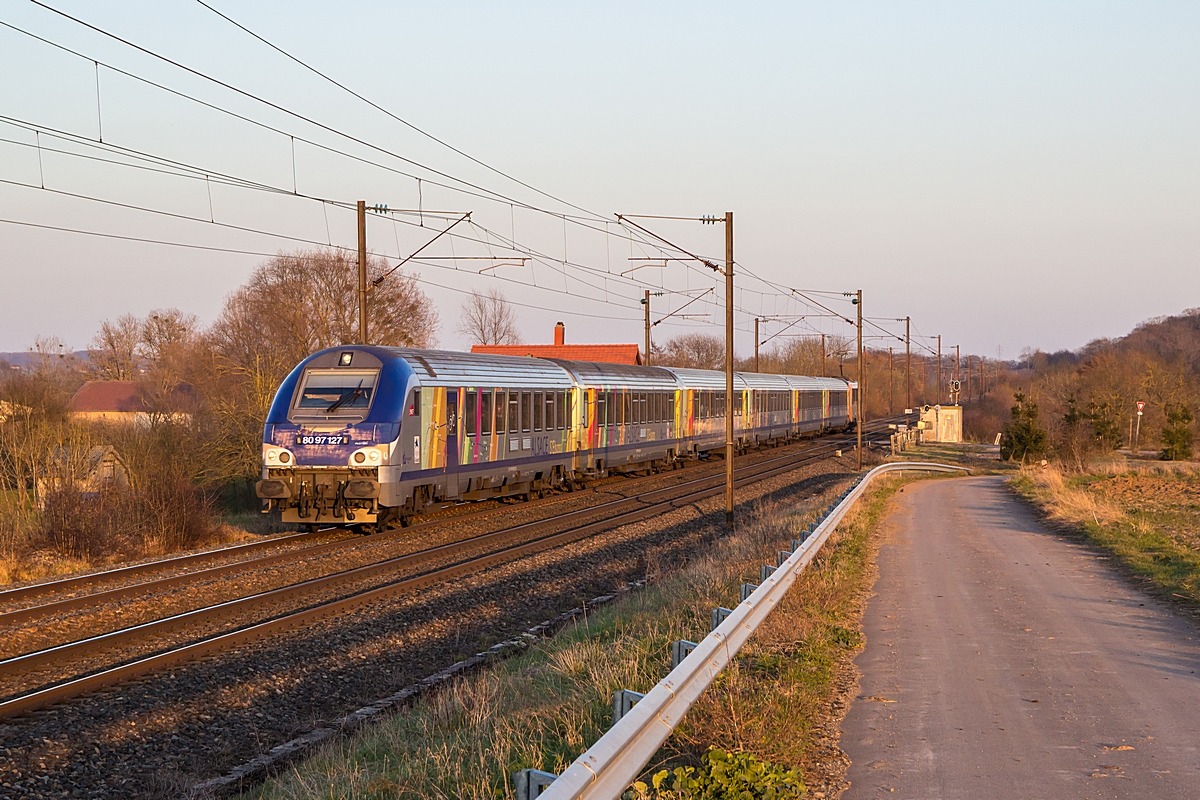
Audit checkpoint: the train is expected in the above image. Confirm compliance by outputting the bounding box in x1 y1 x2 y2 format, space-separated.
255 346 857 531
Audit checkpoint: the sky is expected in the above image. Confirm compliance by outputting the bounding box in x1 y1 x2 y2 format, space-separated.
1 1 1197 361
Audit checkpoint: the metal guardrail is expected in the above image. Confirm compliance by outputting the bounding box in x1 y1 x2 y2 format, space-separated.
528 460 970 800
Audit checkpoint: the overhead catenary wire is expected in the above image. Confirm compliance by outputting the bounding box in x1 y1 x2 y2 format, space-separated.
4 9 950 348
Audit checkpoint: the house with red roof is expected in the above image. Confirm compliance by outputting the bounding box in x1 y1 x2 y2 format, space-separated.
68 381 194 427
471 322 643 365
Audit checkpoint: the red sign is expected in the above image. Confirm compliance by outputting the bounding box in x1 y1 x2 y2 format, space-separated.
1137 401 1146 413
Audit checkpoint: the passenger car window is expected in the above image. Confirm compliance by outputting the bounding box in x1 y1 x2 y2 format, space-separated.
533 392 544 431
465 391 477 436
508 392 519 434
481 391 492 435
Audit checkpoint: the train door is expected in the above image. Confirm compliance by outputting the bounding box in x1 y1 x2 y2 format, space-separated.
446 390 460 470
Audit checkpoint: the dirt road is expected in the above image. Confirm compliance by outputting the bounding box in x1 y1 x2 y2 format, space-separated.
840 475 1200 799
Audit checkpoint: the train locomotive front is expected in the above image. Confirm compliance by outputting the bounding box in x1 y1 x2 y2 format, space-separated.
255 346 416 531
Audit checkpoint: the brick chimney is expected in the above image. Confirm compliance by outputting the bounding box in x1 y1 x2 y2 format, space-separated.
554 321 565 346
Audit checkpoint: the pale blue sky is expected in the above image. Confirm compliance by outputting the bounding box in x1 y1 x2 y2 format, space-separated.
1 1 1197 359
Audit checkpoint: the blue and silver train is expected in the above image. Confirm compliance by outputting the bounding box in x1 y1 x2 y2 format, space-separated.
255 346 856 530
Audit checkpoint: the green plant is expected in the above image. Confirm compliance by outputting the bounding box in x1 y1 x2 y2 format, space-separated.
1001 390 1048 464
1160 403 1195 461
624 748 806 800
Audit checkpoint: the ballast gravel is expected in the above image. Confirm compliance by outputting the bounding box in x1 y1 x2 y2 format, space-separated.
0 452 861 799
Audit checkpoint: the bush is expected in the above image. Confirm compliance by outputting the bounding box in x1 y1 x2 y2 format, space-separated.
1160 403 1195 461
32 478 215 562
624 748 805 800
1001 391 1048 464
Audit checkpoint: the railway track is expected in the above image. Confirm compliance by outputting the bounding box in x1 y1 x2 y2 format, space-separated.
0 422 893 720
0 430 850 620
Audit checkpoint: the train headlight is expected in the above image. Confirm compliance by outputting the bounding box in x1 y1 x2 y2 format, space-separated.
349 446 385 467
263 445 294 466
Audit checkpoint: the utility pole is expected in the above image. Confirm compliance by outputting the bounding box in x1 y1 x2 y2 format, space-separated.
357 200 368 344
644 290 651 367
905 316 911 411
855 289 863 471
889 346 894 415
821 333 826 378
955 344 960 386
936 334 942 406
754 317 760 372
924 355 930 404
966 355 972 402
724 212 734 530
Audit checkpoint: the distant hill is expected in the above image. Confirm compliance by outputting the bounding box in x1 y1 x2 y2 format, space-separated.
0 351 90 368
1114 308 1200 375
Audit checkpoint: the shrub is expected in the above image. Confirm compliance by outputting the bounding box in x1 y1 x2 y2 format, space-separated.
1160 403 1195 461
624 748 806 800
31 478 215 562
1001 391 1048 464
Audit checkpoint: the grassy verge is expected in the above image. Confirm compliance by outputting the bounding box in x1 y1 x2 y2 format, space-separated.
1010 464 1200 607
246 471 918 800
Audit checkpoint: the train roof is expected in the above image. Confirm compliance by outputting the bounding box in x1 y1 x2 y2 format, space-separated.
660 366 743 390
784 376 853 391
356 347 852 393
548 359 681 390
737 371 795 391
384 348 575 389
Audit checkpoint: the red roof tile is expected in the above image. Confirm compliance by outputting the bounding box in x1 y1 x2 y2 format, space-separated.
69 382 149 413
471 344 643 365
68 382 197 414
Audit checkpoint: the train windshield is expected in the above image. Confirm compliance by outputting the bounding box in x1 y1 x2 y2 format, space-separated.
294 369 379 414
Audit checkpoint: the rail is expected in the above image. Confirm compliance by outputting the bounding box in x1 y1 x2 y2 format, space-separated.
532 461 970 800
0 430 893 720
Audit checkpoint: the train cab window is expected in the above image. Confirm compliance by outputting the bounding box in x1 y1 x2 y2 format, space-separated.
465 391 477 436
295 369 379 417
521 392 532 432
533 392 544 431
481 391 492 435
508 392 519 434
408 388 420 417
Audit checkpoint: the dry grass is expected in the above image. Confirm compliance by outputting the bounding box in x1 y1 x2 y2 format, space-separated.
248 472 910 800
1012 465 1200 606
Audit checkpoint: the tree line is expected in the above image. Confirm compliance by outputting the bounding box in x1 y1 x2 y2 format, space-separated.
0 249 436 571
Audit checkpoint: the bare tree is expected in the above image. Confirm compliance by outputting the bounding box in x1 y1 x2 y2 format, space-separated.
656 332 726 370
88 318 142 380
211 247 439 377
456 287 521 346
